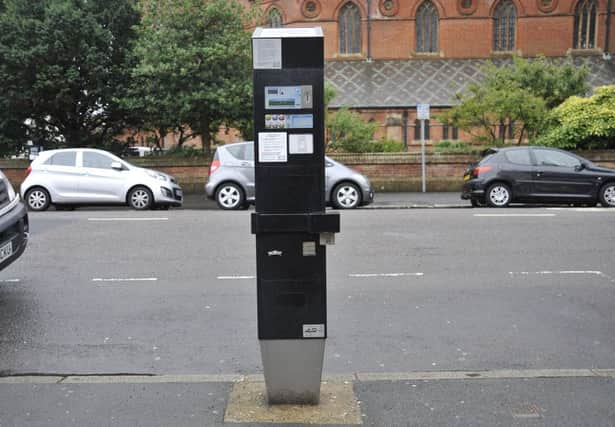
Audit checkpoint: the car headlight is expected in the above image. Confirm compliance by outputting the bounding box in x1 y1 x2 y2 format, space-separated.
146 170 167 181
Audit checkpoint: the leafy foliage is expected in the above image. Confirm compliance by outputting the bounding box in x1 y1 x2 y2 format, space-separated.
440 56 588 146
434 140 474 154
327 108 378 153
0 0 139 155
536 85 615 149
124 0 253 157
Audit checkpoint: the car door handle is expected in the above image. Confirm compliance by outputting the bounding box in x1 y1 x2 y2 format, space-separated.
241 162 251 166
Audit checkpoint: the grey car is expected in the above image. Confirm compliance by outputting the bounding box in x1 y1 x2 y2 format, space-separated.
205 141 374 210
20 148 183 211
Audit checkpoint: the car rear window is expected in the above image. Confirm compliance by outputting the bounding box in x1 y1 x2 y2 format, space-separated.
226 144 254 161
45 151 76 167
504 149 532 165
478 153 496 165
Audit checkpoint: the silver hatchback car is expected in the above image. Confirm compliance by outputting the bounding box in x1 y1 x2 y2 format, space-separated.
205 141 374 210
21 148 183 211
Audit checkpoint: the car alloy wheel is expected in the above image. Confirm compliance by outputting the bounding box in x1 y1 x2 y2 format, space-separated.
128 186 153 210
486 183 511 208
216 183 244 210
599 183 615 207
25 188 51 211
332 182 361 209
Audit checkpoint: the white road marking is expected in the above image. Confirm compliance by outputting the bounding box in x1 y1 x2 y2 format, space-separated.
474 214 556 217
217 276 256 280
1 369 613 385
508 270 614 282
0 279 20 283
348 272 424 278
547 208 612 212
92 278 158 282
87 218 169 222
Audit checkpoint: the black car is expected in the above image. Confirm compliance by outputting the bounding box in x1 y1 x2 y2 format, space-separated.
461 146 615 208
0 170 28 271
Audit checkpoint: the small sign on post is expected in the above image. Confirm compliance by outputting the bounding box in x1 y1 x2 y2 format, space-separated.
417 104 430 193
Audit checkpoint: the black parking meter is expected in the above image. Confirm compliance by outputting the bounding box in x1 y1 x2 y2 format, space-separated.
250 27 340 405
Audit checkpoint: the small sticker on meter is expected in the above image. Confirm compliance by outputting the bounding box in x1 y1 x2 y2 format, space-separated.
303 324 325 338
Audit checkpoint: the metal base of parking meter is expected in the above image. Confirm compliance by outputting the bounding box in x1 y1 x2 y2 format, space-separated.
260 339 325 404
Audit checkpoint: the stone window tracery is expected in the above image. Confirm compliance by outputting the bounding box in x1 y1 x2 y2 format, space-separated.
573 0 597 49
493 0 517 51
416 1 439 53
267 8 282 28
339 2 362 54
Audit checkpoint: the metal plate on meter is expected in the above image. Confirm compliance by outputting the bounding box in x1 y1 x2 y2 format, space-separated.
265 86 313 110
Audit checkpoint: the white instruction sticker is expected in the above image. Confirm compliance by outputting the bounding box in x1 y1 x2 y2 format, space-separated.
303 324 325 338
253 38 282 69
289 134 314 154
258 132 287 162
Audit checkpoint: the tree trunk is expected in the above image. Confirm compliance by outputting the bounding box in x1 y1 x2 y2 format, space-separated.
201 118 211 158
517 124 526 146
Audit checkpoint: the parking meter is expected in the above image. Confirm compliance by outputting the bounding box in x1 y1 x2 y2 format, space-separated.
251 27 340 405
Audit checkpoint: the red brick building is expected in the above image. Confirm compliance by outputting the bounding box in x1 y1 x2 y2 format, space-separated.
243 0 615 148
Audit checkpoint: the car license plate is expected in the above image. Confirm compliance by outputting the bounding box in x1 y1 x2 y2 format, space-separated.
0 241 13 262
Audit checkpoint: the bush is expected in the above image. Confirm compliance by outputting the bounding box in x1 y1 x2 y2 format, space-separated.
371 138 404 152
536 85 615 150
434 140 473 154
327 108 378 153
164 145 205 158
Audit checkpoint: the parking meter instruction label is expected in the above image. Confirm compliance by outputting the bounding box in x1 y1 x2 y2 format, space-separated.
253 38 282 69
289 134 314 154
258 132 287 163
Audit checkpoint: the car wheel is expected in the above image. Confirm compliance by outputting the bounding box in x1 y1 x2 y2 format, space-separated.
486 183 511 208
332 182 361 209
25 187 51 211
470 198 486 208
599 183 615 207
128 186 153 210
215 183 245 210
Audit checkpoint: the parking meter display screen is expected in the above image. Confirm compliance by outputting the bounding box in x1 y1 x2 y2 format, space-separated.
265 86 313 110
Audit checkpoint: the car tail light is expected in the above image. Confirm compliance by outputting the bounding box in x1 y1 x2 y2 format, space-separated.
209 160 220 176
472 165 493 177
24 165 32 178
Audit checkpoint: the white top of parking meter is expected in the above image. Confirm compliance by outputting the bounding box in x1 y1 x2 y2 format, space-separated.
252 27 323 39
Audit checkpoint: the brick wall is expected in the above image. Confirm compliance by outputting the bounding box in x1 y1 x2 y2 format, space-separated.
245 0 611 60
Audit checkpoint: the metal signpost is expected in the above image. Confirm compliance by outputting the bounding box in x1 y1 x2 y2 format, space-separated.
417 103 430 193
251 27 340 405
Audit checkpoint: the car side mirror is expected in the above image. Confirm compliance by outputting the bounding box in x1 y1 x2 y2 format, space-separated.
574 163 585 172
111 162 123 170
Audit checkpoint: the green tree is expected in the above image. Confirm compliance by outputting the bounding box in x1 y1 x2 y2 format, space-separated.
327 108 378 153
440 56 588 146
536 85 615 150
125 0 253 157
0 0 139 154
